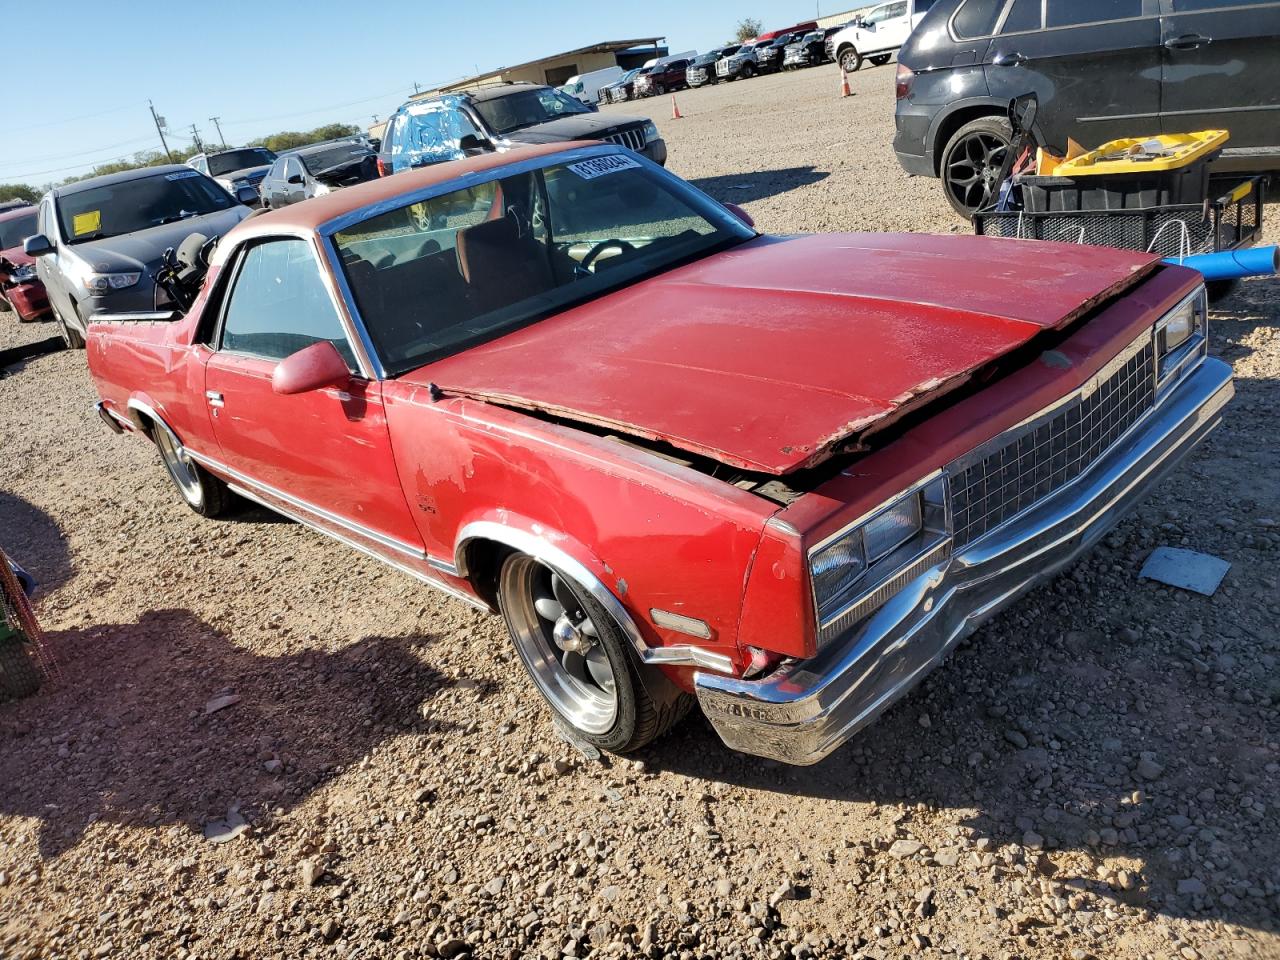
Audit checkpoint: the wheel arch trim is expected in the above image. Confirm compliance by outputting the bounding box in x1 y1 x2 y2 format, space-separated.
928 97 1008 175
455 520 735 674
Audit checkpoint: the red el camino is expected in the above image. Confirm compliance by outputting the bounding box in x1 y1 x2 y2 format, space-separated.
86 143 1232 764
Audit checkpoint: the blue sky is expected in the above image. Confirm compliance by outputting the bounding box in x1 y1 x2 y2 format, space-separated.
2 0 838 188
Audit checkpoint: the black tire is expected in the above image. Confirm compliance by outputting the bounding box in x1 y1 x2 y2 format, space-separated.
53 305 85 349
654 83 665 96
839 48 863 72
497 552 693 754
870 53 892 66
940 115 1014 219
0 292 11 313
741 63 756 79
0 638 41 703
150 418 232 518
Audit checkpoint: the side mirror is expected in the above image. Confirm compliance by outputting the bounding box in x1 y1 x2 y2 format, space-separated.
286 174 304 186
23 234 54 257
235 185 259 205
723 202 755 229
459 133 492 154
271 340 351 395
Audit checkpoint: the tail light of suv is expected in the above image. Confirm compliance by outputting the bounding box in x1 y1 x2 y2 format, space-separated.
376 156 390 178
895 63 915 100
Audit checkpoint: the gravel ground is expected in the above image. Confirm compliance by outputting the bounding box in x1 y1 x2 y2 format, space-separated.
2 63 1278 960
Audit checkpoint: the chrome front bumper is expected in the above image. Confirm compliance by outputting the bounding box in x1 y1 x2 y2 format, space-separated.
694 357 1234 765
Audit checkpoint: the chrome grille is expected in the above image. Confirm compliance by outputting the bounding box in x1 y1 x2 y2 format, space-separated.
948 336 1156 549
605 127 646 152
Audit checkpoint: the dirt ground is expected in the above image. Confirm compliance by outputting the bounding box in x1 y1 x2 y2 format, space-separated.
2 62 1278 960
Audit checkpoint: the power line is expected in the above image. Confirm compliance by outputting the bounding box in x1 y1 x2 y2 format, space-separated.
220 86 411 127
0 132 162 170
21 101 143 132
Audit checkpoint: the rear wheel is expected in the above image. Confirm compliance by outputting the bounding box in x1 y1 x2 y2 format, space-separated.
940 115 1013 219
870 53 892 66
840 48 863 72
497 552 692 753
152 418 231 517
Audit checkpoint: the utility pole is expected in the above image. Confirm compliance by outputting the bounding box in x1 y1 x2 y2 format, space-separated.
189 124 205 153
209 116 228 151
149 100 174 162
412 81 421 95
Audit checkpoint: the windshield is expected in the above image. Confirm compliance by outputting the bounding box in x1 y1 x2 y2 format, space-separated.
207 148 276 176
300 143 371 174
334 153 753 374
57 171 234 244
473 88 591 135
0 213 37 250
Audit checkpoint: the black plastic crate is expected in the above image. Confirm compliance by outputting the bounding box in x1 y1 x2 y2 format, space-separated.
974 176 1265 260
1018 154 1217 213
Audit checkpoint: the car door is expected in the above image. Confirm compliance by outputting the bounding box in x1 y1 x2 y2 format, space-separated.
1159 0 1280 146
986 0 1163 151
202 236 424 559
875 1 913 50
282 157 306 206
263 159 284 206
34 197 77 324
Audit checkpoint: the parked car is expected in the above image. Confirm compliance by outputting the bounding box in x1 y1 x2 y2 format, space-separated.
830 0 933 73
609 67 653 102
633 58 691 97
755 33 803 73
599 68 641 103
559 66 624 105
260 139 378 209
24 166 255 348
188 147 277 201
84 141 1232 764
896 0 1280 217
0 205 50 322
378 84 665 175
716 42 766 81
686 48 729 87
784 30 833 69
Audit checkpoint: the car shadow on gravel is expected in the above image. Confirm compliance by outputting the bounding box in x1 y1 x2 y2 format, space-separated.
0 491 73 591
642 577 1279 937
689 167 829 206
0 608 456 859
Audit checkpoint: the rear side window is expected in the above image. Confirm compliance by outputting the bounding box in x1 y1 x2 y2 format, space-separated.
952 0 1004 38
220 239 355 368
1046 0 1142 26
1000 0 1042 32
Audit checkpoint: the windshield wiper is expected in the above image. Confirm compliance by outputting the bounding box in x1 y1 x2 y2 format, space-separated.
154 210 201 226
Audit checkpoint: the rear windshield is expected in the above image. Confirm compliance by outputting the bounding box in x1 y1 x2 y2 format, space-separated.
57 171 234 244
207 148 276 176
0 213 37 250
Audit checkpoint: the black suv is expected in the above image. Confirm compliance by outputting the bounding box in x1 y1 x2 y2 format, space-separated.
894 0 1280 216
378 84 666 176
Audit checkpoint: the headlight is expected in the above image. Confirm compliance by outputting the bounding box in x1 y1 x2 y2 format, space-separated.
1156 286 1207 388
643 122 659 143
9 264 36 283
85 272 141 293
809 475 949 638
216 178 235 192
313 182 332 196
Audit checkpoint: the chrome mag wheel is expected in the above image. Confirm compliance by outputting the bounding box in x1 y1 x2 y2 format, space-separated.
500 554 618 734
153 422 204 508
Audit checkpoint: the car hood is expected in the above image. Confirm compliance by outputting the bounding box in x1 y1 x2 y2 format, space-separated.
0 245 34 268
506 114 647 144
65 206 251 275
410 233 1158 475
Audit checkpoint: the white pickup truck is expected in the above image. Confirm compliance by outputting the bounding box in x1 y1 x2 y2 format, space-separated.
828 0 931 73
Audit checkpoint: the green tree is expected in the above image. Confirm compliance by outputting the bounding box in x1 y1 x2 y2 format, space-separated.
0 183 39 204
734 17 763 42
248 123 361 153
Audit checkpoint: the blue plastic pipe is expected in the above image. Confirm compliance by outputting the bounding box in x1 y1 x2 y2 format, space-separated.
1164 245 1279 281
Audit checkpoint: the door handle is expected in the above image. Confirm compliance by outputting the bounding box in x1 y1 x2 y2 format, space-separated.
992 51 1026 66
205 390 224 408
1164 34 1211 50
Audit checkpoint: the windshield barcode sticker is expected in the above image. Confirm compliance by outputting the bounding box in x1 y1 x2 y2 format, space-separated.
567 154 641 180
166 170 202 181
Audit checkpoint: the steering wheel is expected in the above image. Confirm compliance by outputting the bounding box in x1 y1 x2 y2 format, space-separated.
579 238 637 272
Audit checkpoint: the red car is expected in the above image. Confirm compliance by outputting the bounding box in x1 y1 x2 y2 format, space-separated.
0 205 51 322
85 143 1232 764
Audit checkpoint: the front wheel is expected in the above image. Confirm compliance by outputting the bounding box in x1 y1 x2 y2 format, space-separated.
840 48 863 72
940 115 1013 219
654 82 665 95
497 552 692 753
152 418 231 517
53 305 85 349
870 53 892 66
741 63 756 79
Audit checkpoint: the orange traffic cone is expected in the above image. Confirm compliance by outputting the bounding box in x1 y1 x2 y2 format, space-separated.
840 67 852 98
671 94 683 119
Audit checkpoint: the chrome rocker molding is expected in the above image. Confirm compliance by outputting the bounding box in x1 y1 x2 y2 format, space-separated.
455 521 735 674
694 357 1234 765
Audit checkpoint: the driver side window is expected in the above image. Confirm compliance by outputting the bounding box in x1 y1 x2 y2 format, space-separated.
220 239 357 369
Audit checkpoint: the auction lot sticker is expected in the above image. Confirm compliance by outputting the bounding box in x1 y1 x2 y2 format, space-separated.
72 210 102 236
567 154 641 180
